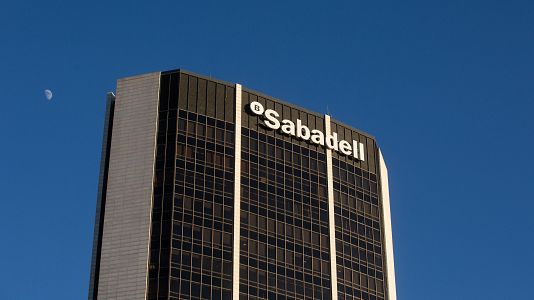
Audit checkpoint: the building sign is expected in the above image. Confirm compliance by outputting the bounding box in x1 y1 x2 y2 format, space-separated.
248 101 365 161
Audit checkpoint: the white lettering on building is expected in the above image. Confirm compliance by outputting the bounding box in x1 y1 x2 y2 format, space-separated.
248 101 365 161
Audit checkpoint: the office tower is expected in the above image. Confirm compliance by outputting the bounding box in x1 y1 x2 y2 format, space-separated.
89 70 396 300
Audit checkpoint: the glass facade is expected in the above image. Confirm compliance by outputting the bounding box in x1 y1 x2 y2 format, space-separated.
327 122 388 300
147 72 236 300
237 89 334 300
91 70 395 300
239 128 331 300
332 158 385 300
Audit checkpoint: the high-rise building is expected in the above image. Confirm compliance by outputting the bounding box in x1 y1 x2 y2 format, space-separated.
88 70 396 300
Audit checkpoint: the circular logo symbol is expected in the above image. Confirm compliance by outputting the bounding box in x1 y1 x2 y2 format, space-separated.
249 101 265 116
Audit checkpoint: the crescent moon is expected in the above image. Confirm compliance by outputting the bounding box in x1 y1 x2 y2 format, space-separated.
44 89 53 100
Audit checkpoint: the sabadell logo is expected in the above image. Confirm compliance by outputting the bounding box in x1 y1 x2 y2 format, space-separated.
247 101 365 161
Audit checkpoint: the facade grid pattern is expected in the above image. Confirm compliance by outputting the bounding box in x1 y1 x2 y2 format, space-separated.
332 156 387 300
170 110 235 299
239 127 332 300
90 70 396 300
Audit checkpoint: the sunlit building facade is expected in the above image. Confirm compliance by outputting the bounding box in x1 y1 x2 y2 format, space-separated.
89 70 397 300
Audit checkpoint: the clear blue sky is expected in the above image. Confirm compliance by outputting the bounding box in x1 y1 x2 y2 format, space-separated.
1 1 533 299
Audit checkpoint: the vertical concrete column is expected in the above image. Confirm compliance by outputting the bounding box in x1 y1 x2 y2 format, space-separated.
232 84 243 300
324 115 339 300
97 72 161 300
378 150 397 300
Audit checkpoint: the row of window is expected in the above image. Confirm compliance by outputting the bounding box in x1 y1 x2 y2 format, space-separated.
337 282 384 300
240 242 330 275
169 278 232 300
333 179 379 200
243 149 327 175
242 128 326 155
335 206 381 230
170 250 233 275
243 160 328 185
177 144 234 170
241 169 326 192
240 234 329 262
177 159 233 177
173 77 236 123
242 179 328 202
242 196 328 226
241 212 329 249
176 182 234 200
179 119 235 146
178 194 233 217
242 143 328 173
173 224 232 246
336 191 381 220
176 169 234 198
337 254 384 279
334 170 379 194
335 221 383 247
239 268 331 299
243 191 328 215
332 158 376 181
178 110 235 131
241 201 329 235
243 185 328 209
